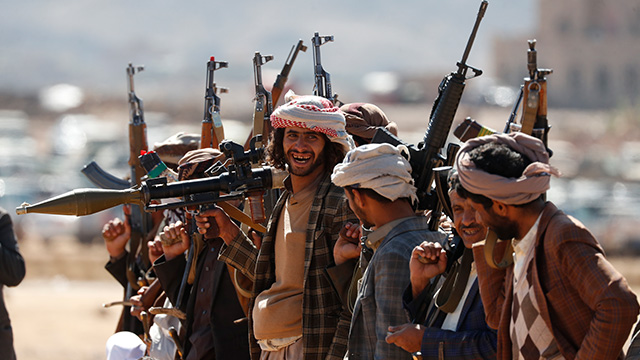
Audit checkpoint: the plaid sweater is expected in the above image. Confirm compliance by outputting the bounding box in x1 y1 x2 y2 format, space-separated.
219 173 358 360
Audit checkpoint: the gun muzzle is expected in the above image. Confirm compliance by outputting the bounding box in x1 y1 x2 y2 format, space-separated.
16 188 144 216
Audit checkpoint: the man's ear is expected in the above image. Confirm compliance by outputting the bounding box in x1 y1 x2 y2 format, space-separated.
492 200 509 217
351 188 367 208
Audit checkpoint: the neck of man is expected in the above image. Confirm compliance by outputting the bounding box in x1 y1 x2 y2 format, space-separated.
514 199 546 240
289 166 326 194
370 199 415 228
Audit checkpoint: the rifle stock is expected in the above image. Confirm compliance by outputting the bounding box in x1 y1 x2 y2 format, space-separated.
81 161 131 190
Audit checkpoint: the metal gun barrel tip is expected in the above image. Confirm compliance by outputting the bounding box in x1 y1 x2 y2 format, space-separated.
16 203 30 215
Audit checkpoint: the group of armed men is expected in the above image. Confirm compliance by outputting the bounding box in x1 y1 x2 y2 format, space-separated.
99 92 640 360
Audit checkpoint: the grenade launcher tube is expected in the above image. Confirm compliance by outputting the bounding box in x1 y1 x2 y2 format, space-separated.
16 167 287 217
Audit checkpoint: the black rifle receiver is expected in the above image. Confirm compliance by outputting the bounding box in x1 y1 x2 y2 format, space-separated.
372 1 488 224
312 32 340 105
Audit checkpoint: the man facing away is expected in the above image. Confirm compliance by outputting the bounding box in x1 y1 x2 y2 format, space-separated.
194 95 358 360
385 169 497 359
451 132 639 359
331 143 445 359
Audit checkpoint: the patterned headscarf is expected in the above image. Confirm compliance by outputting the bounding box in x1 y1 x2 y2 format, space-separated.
270 94 354 153
177 147 225 181
332 143 417 205
455 132 561 205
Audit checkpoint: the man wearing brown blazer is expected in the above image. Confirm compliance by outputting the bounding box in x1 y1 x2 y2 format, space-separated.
451 132 639 360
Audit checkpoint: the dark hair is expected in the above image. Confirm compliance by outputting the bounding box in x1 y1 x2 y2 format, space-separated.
452 142 539 208
345 185 410 205
265 127 346 173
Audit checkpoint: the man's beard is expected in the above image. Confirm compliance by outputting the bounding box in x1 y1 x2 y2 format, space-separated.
489 214 520 240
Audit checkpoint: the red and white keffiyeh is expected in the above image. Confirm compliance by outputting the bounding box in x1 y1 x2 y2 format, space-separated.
270 94 354 153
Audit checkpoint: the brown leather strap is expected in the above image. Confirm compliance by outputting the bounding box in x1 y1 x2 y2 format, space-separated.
484 229 514 269
435 248 473 313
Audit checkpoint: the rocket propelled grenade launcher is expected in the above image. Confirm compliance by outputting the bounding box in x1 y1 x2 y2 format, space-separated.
16 140 288 217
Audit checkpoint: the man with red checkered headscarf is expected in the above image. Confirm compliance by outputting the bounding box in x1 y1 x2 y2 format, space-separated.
195 95 358 360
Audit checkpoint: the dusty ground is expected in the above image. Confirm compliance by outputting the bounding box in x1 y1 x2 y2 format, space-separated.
5 234 640 360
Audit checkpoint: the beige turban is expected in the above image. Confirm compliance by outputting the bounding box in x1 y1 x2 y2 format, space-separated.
340 103 398 143
331 143 417 205
455 132 561 205
270 94 355 154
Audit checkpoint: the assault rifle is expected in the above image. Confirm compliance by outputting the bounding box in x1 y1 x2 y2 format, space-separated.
243 40 307 151
82 63 154 292
272 40 307 107
312 32 341 105
372 0 488 231
453 40 553 154
16 140 288 221
200 57 228 149
251 51 274 149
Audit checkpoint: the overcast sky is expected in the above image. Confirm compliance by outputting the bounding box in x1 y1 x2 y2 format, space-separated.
1 0 535 103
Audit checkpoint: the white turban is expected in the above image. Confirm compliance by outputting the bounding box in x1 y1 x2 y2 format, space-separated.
332 143 418 205
270 94 355 154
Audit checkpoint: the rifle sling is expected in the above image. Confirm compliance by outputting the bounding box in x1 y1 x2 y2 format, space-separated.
434 247 473 313
483 229 514 269
520 82 540 135
218 201 267 234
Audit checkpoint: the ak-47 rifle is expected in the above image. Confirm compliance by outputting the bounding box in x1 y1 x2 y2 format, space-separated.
372 0 488 231
200 57 229 149
453 40 553 150
312 32 341 106
272 40 307 108
251 52 274 149
243 40 307 151
513 39 553 151
82 63 154 292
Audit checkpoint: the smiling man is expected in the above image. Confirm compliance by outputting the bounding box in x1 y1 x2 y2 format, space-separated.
452 132 639 359
195 95 358 360
385 169 497 359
